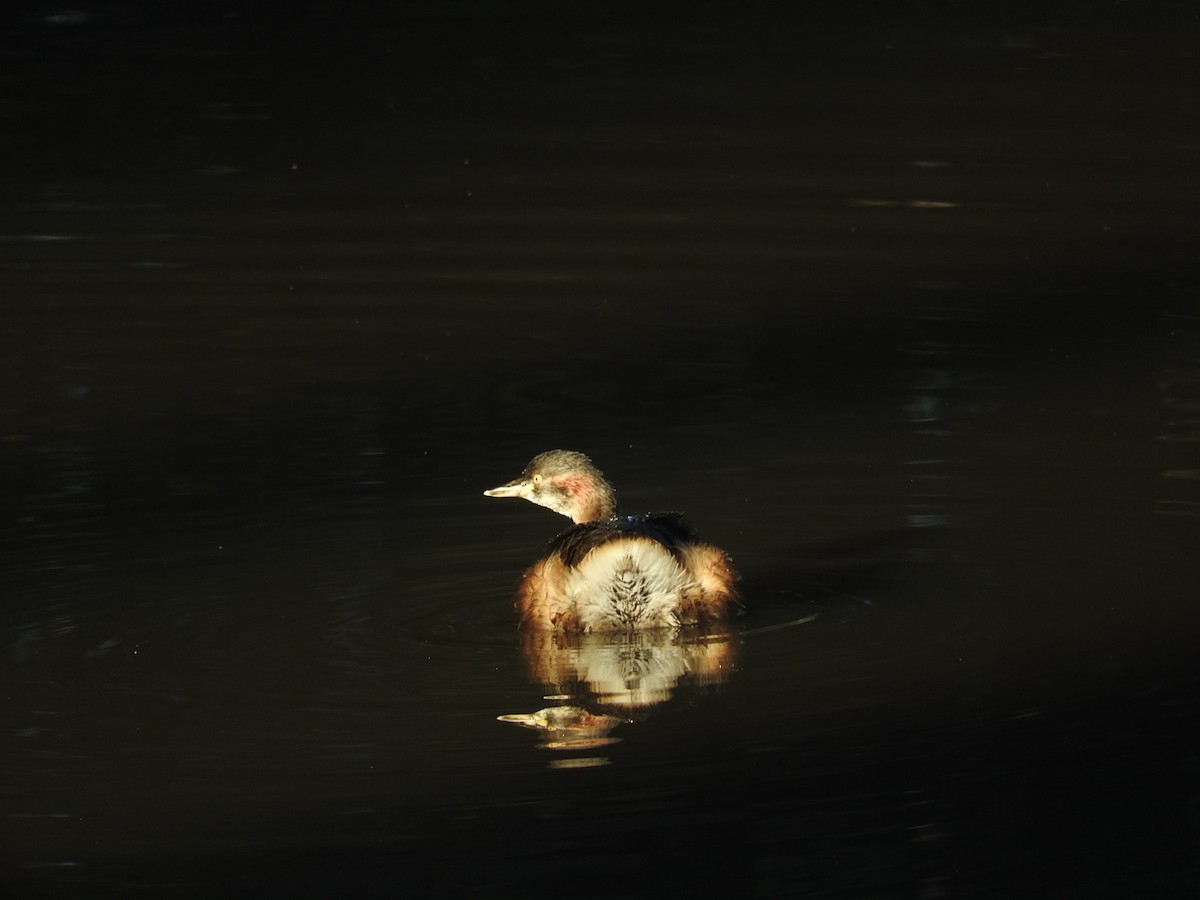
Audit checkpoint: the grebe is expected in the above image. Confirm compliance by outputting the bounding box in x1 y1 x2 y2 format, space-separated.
484 450 740 631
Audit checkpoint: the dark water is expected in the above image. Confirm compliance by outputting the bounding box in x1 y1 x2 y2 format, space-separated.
3 4 1199 897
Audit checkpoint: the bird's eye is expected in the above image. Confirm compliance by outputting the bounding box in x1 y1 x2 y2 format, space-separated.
532 474 543 485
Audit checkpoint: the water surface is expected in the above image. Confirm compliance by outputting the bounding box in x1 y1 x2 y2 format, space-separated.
2 4 1199 897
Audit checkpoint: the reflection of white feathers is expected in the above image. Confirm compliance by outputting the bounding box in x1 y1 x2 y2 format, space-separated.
572 636 692 707
564 538 695 630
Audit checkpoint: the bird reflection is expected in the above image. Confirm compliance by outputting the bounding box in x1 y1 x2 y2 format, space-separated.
497 625 739 757
496 706 625 751
519 625 739 709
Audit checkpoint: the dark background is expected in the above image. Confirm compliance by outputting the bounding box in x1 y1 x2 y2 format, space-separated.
2 2 1199 897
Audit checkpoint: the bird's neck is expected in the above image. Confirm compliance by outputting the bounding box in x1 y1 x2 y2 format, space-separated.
557 474 617 524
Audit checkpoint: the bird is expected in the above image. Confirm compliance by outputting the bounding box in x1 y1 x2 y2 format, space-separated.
483 449 740 631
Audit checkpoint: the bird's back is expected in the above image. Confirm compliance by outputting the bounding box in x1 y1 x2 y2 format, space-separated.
517 514 740 631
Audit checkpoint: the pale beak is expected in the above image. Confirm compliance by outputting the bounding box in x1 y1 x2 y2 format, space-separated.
483 479 529 499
